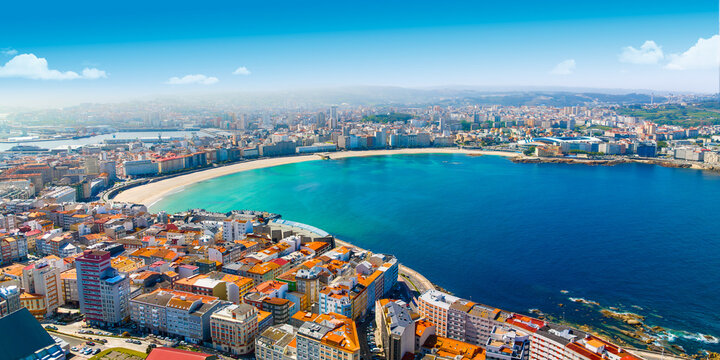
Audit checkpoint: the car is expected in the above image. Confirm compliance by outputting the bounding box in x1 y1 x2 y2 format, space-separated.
70 347 78 352
125 339 134 343
86 341 95 346
371 347 382 353
93 349 101 355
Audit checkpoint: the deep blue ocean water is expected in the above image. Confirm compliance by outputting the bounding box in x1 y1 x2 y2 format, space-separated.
151 154 720 353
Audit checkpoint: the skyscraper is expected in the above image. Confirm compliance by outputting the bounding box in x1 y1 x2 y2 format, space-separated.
330 106 338 129
76 250 130 326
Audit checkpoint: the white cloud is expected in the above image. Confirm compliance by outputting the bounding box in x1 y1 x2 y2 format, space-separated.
0 53 107 80
232 66 251 75
1 49 18 56
619 40 664 64
550 59 576 75
81 68 107 79
166 74 219 85
665 35 720 70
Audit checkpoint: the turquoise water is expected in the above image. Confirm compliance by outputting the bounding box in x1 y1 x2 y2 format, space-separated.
152 154 720 354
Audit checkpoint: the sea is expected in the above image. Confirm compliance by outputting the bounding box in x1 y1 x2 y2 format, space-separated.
150 153 720 355
0 130 201 152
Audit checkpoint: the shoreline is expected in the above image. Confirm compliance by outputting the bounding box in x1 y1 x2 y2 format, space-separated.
112 147 714 358
113 148 520 206
513 155 718 172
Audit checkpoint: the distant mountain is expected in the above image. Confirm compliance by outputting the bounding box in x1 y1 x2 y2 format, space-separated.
159 86 669 108
435 91 666 107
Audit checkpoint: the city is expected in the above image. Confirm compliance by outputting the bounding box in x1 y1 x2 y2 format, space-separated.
0 0 718 359
0 95 717 359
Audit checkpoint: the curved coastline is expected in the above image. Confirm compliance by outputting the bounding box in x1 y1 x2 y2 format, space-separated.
113 148 519 205
112 148 710 358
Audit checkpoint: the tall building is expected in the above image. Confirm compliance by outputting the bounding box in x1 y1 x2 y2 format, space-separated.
296 313 360 360
296 267 320 309
83 156 100 175
223 219 252 243
22 259 64 316
418 289 510 346
330 106 338 129
417 290 455 337
210 303 259 355
376 299 415 360
76 250 130 326
317 112 326 128
318 284 352 318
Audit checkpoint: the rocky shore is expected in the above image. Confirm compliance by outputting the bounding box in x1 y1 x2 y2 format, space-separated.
511 156 700 170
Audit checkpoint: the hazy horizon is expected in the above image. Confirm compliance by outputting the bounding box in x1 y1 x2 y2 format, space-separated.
1 0 718 108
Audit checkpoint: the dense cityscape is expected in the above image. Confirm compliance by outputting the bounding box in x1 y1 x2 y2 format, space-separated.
1 0 718 359
0 95 717 360
2 95 720 202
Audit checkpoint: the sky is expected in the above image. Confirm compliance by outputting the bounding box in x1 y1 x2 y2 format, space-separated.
0 0 718 107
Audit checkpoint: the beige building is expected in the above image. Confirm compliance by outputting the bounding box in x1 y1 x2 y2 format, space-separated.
210 303 259 355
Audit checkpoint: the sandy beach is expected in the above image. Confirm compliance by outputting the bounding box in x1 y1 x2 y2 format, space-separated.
113 148 519 206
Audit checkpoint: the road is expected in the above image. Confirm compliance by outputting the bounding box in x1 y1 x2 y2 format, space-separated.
399 264 434 295
47 320 172 358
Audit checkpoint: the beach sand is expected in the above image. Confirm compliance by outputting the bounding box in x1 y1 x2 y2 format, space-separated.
113 148 519 206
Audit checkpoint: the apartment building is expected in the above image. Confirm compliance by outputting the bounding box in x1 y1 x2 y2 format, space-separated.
255 324 297 360
22 259 64 316
76 250 130 326
130 288 223 342
296 313 360 360
210 303 258 355
376 299 415 360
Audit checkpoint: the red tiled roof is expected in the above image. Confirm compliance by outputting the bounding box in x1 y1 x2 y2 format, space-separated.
147 347 216 360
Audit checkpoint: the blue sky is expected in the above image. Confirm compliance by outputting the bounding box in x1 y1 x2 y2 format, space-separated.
0 0 717 107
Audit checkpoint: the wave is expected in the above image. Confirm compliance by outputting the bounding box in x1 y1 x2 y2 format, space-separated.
660 330 719 344
569 297 600 306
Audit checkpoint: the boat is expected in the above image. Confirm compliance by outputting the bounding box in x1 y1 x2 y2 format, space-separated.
6 145 49 153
